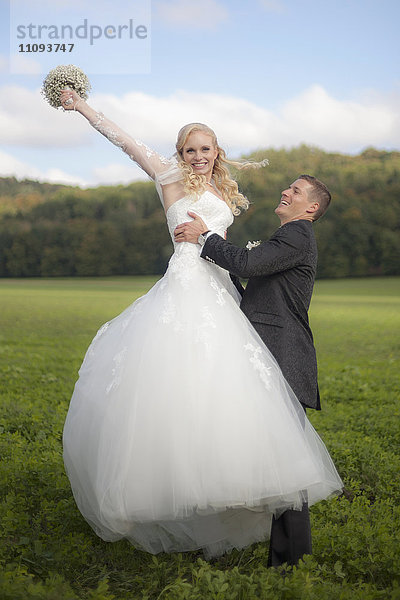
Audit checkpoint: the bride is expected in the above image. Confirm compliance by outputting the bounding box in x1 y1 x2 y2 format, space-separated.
60 88 342 559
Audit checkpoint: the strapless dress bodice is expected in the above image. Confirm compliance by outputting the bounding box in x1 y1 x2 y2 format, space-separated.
166 191 234 249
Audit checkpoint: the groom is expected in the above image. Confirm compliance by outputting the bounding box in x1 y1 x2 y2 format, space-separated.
174 174 332 567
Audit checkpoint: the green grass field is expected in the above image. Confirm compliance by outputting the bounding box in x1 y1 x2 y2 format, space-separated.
0 276 399 599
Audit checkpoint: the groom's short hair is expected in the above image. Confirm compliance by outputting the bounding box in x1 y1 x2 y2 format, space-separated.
299 174 331 221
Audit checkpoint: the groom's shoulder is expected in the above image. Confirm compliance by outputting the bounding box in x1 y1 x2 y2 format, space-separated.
271 221 317 257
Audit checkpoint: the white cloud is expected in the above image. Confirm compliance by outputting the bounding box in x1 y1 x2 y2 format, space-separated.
91 163 149 186
89 86 400 154
0 150 148 188
0 150 88 186
278 85 400 152
0 85 93 146
41 168 88 186
1 83 399 185
156 0 228 30
2 83 399 154
9 53 42 75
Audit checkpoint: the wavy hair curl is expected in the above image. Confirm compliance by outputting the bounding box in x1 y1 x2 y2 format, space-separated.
175 123 268 216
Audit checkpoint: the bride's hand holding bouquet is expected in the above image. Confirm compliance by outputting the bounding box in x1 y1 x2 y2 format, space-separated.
60 87 84 111
41 64 90 111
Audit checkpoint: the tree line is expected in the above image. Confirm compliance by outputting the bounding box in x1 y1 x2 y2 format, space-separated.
0 145 399 278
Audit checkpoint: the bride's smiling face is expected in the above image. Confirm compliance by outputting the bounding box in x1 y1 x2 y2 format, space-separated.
181 131 218 181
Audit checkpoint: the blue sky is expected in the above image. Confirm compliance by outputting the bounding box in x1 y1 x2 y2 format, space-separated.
1 0 399 187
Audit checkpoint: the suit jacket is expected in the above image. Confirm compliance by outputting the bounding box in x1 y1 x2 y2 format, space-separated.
201 220 321 410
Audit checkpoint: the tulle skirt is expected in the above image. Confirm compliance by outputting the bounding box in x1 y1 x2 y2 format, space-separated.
63 244 343 558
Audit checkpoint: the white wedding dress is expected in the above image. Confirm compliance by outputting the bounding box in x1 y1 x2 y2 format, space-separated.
63 112 343 558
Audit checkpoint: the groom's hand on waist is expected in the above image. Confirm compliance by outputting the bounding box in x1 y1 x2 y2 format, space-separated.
174 211 209 244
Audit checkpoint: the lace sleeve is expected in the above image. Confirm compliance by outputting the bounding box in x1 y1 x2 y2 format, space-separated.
89 112 183 187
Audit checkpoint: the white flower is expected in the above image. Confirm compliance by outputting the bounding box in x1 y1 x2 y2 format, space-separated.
41 64 91 109
246 240 262 250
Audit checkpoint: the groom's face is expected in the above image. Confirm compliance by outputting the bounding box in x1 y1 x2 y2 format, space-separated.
275 178 315 224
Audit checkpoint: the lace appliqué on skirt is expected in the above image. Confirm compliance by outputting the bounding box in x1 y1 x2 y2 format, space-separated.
210 275 227 306
88 322 110 356
106 347 128 394
196 306 217 355
244 343 272 390
159 293 183 332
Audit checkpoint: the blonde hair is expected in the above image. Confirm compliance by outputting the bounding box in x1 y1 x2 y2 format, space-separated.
175 123 268 216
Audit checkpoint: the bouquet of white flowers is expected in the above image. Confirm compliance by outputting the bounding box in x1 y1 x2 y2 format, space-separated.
41 64 91 108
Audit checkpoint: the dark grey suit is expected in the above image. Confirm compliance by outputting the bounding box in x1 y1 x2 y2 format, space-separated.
201 219 320 409
201 219 319 565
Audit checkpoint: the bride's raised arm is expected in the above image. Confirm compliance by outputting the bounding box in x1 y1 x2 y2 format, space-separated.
60 88 181 191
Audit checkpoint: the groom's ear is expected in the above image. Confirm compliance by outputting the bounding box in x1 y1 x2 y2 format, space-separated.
306 202 319 216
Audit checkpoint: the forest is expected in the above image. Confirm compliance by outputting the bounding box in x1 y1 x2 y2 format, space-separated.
0 145 399 278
